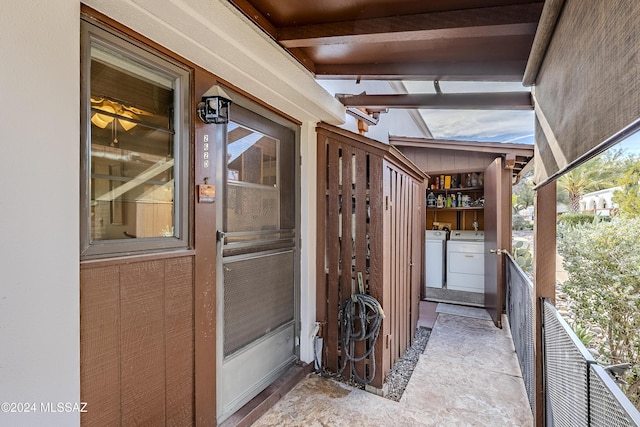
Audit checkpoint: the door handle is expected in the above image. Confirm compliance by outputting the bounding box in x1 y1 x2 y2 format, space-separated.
489 249 508 255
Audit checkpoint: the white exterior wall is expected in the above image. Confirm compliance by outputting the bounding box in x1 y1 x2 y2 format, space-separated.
1 2 343 424
299 121 319 363
580 187 621 214
0 1 81 426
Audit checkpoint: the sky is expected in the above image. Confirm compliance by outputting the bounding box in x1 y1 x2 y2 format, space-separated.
616 129 640 156
402 81 535 144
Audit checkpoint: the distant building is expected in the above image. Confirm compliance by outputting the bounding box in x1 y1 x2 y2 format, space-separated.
579 187 621 216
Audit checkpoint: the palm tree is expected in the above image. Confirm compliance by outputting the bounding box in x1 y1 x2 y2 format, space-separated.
558 168 592 213
557 151 625 213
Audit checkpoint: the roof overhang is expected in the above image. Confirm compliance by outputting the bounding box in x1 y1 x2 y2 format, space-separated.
390 135 534 180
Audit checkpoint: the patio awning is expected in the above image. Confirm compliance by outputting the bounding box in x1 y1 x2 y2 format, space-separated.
524 0 640 185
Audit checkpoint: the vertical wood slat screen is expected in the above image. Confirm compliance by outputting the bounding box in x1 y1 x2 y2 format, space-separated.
316 123 425 388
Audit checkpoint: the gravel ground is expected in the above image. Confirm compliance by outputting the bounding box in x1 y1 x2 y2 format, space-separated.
333 327 432 401
384 327 431 401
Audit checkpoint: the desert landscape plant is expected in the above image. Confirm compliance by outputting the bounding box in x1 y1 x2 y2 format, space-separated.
558 218 640 408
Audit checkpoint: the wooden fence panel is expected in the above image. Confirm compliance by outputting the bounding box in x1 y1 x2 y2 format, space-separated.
316 124 425 389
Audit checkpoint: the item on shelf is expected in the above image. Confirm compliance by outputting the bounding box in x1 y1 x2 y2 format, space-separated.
466 173 472 187
478 172 484 187
445 195 452 208
457 192 462 206
451 175 458 188
444 175 451 189
427 192 436 208
435 222 451 231
435 176 440 189
471 173 478 187
436 194 444 208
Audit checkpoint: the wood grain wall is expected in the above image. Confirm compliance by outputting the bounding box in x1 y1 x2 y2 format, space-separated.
80 255 194 426
396 146 497 175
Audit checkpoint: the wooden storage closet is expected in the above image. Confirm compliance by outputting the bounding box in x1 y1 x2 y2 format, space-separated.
316 123 426 389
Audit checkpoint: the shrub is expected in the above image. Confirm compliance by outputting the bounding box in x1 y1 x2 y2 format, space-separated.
512 214 526 230
558 218 640 408
557 213 594 227
558 213 611 228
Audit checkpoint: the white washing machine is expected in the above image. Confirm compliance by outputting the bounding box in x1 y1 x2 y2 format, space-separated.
425 230 447 289
447 230 485 293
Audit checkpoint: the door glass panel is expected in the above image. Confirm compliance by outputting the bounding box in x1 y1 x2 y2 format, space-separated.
226 123 280 233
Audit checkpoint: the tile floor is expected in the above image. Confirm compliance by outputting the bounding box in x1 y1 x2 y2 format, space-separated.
253 302 533 426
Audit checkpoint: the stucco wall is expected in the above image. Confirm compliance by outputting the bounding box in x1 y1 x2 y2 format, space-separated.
0 1 81 426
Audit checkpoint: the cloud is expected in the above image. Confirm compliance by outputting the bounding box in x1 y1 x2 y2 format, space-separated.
420 109 535 143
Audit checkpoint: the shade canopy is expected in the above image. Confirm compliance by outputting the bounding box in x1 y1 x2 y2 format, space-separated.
525 0 640 185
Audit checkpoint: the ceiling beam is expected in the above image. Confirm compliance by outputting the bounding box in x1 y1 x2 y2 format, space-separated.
391 136 534 157
281 23 537 48
315 60 527 81
277 3 543 48
337 92 534 110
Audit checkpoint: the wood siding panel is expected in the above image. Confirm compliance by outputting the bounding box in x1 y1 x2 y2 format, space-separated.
340 144 355 378
369 155 385 387
81 255 195 427
397 146 497 176
326 142 341 373
165 257 195 426
81 266 121 427
353 148 368 381
120 260 166 426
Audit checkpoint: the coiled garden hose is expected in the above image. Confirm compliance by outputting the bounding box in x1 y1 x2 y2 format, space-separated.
315 293 385 385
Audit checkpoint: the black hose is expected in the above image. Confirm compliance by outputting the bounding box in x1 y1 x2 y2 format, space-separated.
315 293 384 385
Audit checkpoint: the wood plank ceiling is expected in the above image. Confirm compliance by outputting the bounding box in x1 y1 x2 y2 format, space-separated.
227 0 545 83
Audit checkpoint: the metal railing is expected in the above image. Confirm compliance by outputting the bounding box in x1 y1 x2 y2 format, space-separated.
505 254 536 414
542 300 640 427
505 255 640 426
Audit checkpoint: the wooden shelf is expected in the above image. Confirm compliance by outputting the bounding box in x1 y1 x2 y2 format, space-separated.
427 186 483 193
428 207 484 211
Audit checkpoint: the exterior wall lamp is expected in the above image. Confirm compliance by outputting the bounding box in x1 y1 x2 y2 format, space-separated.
197 85 232 124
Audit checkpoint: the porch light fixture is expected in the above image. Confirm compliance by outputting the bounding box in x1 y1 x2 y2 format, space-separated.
197 85 232 124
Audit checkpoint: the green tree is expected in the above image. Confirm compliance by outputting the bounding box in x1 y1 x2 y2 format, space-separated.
613 160 640 218
557 150 626 213
558 219 640 408
512 172 534 213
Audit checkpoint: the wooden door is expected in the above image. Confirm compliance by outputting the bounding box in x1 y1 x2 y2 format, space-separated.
484 157 510 327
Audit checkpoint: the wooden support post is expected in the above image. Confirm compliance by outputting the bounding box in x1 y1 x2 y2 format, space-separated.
533 180 556 427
